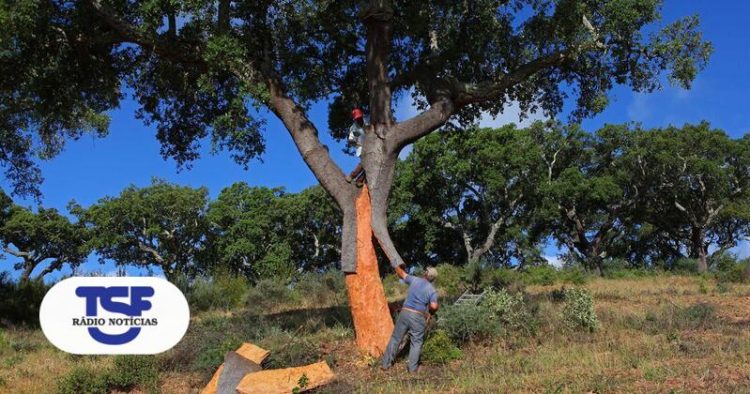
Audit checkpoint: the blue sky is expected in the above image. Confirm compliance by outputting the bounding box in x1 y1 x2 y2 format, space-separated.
2 0 750 279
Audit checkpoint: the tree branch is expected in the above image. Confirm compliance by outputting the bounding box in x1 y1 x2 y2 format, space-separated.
361 0 395 131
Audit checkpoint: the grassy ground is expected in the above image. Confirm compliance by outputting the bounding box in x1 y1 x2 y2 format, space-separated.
3 275 750 393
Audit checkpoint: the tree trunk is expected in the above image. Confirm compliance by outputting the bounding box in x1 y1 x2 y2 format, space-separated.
344 184 393 357
691 227 708 273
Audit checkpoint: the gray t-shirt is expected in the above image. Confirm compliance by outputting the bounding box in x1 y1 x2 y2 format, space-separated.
402 275 438 313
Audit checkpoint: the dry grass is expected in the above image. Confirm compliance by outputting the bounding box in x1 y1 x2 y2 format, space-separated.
3 275 750 393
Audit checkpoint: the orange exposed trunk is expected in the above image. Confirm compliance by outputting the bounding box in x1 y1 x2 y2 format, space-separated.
345 184 393 357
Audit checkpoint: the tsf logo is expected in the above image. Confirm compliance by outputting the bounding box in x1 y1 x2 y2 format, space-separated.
40 277 189 355
75 286 155 345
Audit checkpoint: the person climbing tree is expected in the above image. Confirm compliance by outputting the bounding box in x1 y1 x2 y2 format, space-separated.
346 108 367 186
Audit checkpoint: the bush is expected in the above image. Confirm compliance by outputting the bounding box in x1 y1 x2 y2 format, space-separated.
434 263 466 297
57 356 160 394
57 366 108 394
292 271 345 307
713 253 748 283
482 288 538 335
521 265 559 286
671 258 699 274
194 336 243 372
0 273 49 326
246 278 295 312
188 272 249 312
108 355 160 393
421 329 462 364
562 287 600 332
481 268 522 291
437 304 500 343
639 302 716 333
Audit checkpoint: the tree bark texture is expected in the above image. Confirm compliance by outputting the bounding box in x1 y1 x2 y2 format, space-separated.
344 184 393 356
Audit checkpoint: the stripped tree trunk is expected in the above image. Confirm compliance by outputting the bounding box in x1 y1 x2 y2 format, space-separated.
345 185 393 356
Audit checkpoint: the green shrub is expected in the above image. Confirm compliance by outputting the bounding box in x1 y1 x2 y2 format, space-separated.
57 366 109 394
108 355 160 393
481 268 523 291
437 304 499 342
559 267 589 284
435 263 466 297
57 356 160 394
195 336 243 372
246 278 295 312
562 287 600 332
521 265 558 286
462 261 484 291
672 258 699 274
639 302 716 333
0 273 49 326
421 329 462 364
292 271 345 307
713 253 748 283
482 288 538 335
188 272 249 312
263 336 320 369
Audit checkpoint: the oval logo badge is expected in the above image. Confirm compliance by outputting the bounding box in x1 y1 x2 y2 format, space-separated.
39 276 190 354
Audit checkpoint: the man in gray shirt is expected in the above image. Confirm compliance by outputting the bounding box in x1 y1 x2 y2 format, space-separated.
381 265 439 373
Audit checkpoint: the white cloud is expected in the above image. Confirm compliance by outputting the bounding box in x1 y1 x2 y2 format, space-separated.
544 255 564 268
477 100 547 129
395 91 546 129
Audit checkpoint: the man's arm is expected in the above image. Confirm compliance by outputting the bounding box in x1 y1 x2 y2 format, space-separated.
395 264 408 280
429 292 439 313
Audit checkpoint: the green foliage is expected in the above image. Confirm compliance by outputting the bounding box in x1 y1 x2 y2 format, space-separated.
0 204 90 281
263 337 320 369
292 271 346 307
195 337 242 372
57 356 160 394
562 288 600 332
421 329 462 364
57 366 109 394
0 272 48 326
672 258 700 274
185 271 249 313
482 288 538 335
75 178 209 281
207 184 340 282
438 304 500 343
246 278 295 312
107 355 160 393
713 254 748 284
434 263 466 297
639 302 716 333
521 266 560 286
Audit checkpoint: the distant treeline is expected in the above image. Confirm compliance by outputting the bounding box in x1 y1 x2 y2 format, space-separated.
1 121 748 282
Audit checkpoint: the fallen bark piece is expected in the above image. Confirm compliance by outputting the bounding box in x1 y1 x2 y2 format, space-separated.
200 364 224 394
235 342 270 365
201 342 270 394
345 184 394 357
216 351 263 394
235 361 335 394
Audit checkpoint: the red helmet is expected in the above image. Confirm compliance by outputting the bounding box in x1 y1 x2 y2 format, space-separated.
351 108 364 120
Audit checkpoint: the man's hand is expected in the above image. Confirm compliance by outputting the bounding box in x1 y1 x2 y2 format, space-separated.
395 264 407 280
429 302 439 313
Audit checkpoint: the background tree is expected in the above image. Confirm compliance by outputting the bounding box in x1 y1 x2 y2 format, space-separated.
537 123 641 275
391 125 543 268
2 0 711 354
0 205 90 281
632 123 750 272
281 186 342 272
206 183 296 282
74 179 209 281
